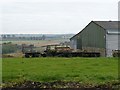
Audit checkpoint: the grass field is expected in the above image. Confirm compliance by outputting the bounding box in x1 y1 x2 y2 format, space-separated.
1 39 68 47
2 57 118 85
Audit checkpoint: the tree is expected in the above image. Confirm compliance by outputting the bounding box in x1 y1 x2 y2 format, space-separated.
41 35 46 40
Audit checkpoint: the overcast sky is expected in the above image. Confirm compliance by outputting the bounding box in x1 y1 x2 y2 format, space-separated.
0 0 119 34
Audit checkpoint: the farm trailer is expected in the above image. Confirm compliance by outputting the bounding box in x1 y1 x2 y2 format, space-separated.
24 46 100 58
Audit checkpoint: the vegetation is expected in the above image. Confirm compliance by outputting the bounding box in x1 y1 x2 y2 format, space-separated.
2 57 118 85
2 42 18 54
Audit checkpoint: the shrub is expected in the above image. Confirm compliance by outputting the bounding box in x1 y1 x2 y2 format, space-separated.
2 43 18 54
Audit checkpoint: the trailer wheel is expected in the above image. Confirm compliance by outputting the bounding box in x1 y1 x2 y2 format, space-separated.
67 53 72 57
32 54 40 57
41 53 47 57
25 54 30 58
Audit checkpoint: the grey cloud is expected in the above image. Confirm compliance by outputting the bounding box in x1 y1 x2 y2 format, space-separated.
1 1 118 34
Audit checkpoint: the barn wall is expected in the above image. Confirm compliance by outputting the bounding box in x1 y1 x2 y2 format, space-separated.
70 38 77 51
77 22 106 56
80 22 106 48
106 33 119 57
77 36 82 49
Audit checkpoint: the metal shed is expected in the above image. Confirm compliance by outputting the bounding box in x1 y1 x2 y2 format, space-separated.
70 21 120 57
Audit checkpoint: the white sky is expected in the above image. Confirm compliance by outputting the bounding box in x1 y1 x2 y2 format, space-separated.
0 0 119 34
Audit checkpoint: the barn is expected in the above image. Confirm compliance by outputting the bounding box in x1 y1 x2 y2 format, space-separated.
70 21 120 57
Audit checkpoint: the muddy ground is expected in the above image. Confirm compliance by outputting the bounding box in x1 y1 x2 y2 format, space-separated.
1 80 120 90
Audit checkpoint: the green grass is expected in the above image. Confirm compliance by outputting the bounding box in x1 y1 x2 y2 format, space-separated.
2 57 118 84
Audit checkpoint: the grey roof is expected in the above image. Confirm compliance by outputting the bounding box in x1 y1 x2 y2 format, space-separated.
93 21 119 30
70 21 119 40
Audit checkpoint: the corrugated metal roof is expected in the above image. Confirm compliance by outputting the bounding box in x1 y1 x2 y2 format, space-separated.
93 21 119 30
70 21 120 40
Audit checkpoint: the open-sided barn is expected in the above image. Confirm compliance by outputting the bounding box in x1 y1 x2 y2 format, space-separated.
70 21 120 57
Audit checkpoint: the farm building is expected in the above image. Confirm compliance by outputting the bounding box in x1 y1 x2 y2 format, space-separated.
70 21 120 57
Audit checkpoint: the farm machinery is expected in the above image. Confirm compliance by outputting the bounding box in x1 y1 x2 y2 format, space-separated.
22 44 100 58
42 45 100 57
22 44 41 58
112 50 120 57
